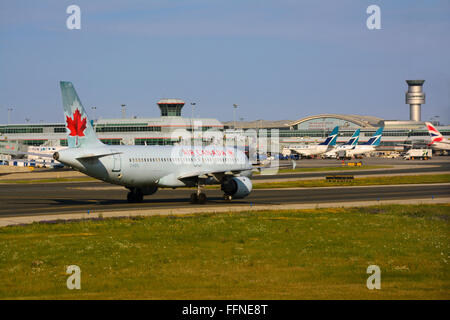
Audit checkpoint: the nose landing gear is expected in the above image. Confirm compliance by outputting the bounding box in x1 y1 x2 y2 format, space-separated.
190 185 207 204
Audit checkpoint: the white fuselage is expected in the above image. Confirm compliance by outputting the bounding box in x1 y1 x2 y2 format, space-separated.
290 144 329 156
323 144 355 158
56 145 253 188
344 145 377 157
430 141 450 151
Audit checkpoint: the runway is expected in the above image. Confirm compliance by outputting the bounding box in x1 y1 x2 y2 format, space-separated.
1 181 449 218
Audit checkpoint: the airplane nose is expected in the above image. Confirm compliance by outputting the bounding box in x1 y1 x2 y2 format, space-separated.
53 152 59 160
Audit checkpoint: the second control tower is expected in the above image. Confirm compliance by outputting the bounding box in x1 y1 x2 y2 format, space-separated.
405 80 425 122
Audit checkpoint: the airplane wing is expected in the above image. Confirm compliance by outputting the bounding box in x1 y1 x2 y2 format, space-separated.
178 169 241 180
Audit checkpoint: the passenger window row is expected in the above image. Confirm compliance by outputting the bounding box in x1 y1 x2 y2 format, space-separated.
128 157 231 163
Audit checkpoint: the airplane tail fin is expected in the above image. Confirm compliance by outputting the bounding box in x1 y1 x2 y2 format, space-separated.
319 126 339 146
364 127 383 146
425 122 444 146
344 129 360 146
60 81 103 148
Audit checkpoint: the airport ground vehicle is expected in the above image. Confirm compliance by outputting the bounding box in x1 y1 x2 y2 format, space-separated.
403 148 432 160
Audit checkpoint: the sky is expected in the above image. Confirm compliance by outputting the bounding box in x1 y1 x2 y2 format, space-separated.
0 0 449 125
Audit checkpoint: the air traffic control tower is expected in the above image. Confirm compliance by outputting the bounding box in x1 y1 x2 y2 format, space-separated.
157 99 185 117
405 80 425 121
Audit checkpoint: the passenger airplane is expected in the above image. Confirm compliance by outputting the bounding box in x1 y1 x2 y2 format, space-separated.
323 129 360 158
288 126 339 157
53 82 254 203
345 127 384 157
425 122 450 151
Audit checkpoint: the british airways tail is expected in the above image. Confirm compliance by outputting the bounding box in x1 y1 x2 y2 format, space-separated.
425 122 445 145
60 81 103 148
362 127 383 146
343 129 360 146
319 126 339 146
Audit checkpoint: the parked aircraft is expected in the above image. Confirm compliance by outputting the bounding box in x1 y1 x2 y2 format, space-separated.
345 127 384 157
288 126 339 157
425 122 450 151
323 129 360 158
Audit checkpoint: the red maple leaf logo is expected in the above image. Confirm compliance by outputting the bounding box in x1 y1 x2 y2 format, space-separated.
66 109 87 137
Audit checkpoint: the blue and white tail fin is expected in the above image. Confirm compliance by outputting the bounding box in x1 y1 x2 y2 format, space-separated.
319 126 339 146
60 81 103 148
343 129 360 146
363 127 384 146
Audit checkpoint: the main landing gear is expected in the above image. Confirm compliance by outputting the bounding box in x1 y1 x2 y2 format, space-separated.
190 185 207 204
127 188 143 203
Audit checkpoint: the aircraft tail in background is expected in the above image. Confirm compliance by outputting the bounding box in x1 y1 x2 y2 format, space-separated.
362 127 384 146
343 129 360 146
425 122 445 145
319 126 339 146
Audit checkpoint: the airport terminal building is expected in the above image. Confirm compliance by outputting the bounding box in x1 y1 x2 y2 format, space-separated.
225 114 450 151
2 111 449 153
0 99 223 148
1 80 449 153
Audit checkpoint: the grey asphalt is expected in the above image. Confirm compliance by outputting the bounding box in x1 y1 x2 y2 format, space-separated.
1 181 448 218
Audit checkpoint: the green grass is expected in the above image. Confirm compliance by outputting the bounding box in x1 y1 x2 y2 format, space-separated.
257 165 392 174
252 174 450 189
0 204 449 299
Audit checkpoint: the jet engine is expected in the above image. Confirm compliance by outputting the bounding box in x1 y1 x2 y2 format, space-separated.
221 176 252 199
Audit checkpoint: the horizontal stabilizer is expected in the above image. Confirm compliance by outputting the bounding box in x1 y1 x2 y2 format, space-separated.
76 152 122 160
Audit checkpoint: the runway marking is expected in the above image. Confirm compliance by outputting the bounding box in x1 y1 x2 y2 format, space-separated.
67 186 125 191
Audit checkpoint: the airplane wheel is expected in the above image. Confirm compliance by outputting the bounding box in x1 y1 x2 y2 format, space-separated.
190 193 198 204
127 190 143 203
127 192 135 203
198 193 207 204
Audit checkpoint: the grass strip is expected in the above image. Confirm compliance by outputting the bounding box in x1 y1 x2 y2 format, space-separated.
0 204 448 299
257 165 392 174
252 174 450 188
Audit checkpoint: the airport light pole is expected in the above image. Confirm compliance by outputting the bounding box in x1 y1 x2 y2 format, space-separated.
7 107 13 125
121 104 126 119
91 106 97 121
430 115 440 126
190 102 196 146
233 104 238 130
190 102 196 130
91 106 97 132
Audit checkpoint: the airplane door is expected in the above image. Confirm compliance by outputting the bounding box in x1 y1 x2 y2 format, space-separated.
111 150 121 172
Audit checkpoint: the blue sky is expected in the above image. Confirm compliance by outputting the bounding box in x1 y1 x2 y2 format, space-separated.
0 0 449 124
